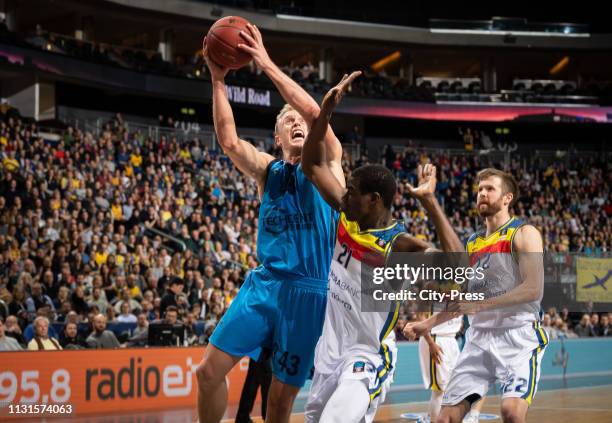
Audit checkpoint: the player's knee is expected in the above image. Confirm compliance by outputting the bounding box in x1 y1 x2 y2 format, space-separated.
196 360 218 391
435 408 463 423
501 405 524 423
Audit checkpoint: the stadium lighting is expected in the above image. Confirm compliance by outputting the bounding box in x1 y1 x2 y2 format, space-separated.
430 28 589 37
550 56 570 75
371 51 401 73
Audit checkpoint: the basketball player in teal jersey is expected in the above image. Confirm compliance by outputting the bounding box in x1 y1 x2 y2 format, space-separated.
196 24 346 423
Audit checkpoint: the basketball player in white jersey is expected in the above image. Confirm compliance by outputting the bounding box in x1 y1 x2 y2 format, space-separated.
300 73 465 423
417 306 486 423
417 283 463 423
404 168 547 423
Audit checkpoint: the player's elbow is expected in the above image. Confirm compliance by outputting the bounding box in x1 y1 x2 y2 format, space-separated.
216 135 238 153
525 284 543 302
302 104 320 122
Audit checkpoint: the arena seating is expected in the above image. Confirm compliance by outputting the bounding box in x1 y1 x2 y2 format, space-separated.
0 104 609 349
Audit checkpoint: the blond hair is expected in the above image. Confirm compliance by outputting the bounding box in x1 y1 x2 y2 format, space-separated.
274 104 295 135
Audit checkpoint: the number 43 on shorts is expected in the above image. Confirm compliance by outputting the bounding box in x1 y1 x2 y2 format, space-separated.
272 342 301 376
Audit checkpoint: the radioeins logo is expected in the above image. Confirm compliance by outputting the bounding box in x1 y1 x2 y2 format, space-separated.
85 357 197 400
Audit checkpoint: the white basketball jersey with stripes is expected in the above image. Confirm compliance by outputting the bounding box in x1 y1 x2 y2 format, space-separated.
314 213 404 375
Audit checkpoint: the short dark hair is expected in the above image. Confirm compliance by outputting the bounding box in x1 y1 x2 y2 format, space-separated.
165 306 178 315
170 277 184 286
352 165 397 209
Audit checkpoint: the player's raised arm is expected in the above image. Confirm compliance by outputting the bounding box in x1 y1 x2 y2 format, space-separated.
389 164 462 253
302 72 361 210
203 43 274 197
237 24 345 186
406 164 465 253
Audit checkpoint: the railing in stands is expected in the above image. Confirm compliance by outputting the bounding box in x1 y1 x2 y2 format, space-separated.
141 225 187 254
69 117 274 153
388 144 609 171
138 227 246 269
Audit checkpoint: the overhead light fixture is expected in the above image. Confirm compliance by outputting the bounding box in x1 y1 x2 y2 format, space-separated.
371 51 401 73
430 28 589 37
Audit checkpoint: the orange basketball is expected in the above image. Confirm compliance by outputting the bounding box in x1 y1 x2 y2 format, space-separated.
205 16 252 70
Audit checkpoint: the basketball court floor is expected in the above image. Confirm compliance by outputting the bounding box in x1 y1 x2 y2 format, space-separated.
15 385 612 423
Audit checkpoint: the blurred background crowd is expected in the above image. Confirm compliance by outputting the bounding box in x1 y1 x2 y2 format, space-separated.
0 105 609 351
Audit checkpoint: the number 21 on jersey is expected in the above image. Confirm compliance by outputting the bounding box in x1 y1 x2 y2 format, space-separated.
337 243 353 268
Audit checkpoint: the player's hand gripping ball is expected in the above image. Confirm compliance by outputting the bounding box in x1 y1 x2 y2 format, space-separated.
204 16 253 69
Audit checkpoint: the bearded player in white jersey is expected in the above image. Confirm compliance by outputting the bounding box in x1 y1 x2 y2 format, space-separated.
300 72 465 423
404 168 547 423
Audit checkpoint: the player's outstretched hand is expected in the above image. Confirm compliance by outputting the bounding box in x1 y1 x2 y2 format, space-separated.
428 340 444 365
406 163 437 201
237 23 272 69
402 320 429 341
321 71 362 117
202 37 229 80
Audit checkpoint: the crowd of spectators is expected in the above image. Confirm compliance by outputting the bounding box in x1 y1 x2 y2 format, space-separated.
0 108 262 350
561 310 612 338
377 144 611 254
0 105 609 351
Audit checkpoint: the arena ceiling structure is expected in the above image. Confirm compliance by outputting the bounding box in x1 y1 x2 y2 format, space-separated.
2 0 612 130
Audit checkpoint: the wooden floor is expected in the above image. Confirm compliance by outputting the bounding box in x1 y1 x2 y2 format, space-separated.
370 386 612 423
13 385 612 422
241 385 612 423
